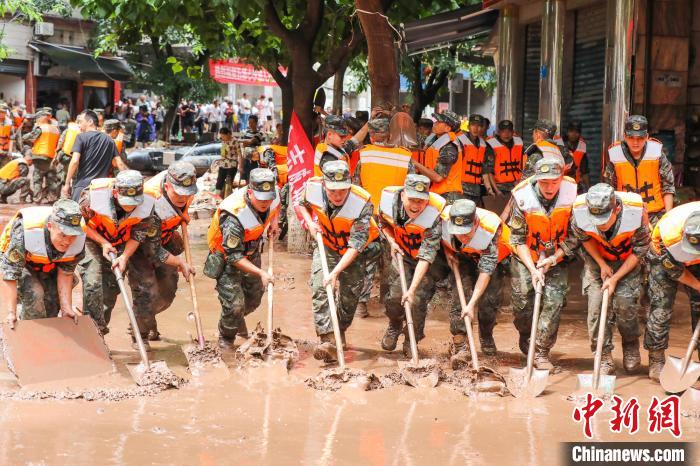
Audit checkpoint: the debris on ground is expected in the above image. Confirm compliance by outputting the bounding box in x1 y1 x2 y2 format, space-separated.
189 190 220 220
236 323 299 369
443 368 508 397
399 358 442 388
184 342 225 368
129 361 185 388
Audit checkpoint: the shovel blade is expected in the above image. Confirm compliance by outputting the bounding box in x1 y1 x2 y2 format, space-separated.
575 374 617 395
126 360 179 387
660 355 700 394
398 359 440 388
507 367 549 398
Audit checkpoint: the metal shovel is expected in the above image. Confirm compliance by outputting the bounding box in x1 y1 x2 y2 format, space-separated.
660 317 700 396
507 280 549 398
575 289 616 395
181 222 205 349
315 233 346 370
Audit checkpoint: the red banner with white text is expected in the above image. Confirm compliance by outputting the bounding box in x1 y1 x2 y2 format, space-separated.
286 112 315 222
209 59 278 86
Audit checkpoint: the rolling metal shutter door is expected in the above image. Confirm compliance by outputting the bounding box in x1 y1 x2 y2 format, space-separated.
520 22 541 147
563 4 606 182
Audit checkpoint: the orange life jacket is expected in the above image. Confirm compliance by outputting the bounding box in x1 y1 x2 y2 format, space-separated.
569 138 587 183
0 119 12 151
207 187 281 257
423 133 463 195
442 206 511 263
114 133 124 155
608 139 665 214
144 171 192 245
487 136 523 184
651 201 700 265
511 176 578 262
0 158 27 181
314 143 348 177
258 145 288 186
379 186 447 259
86 178 155 247
61 122 81 154
304 178 379 254
349 148 361 176
457 133 486 185
521 139 564 172
12 113 23 129
0 206 86 273
359 144 411 214
572 191 645 262
32 123 60 158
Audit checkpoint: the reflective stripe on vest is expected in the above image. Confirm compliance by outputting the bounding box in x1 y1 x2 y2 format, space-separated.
572 191 644 262
487 136 523 184
32 123 60 158
314 143 347 177
0 120 12 151
512 176 577 262
305 178 379 254
460 135 486 184
379 187 446 259
571 139 587 183
653 201 700 265
441 206 511 263
61 122 80 154
0 158 26 180
22 206 86 271
425 133 462 195
359 145 411 214
144 171 191 245
608 139 664 213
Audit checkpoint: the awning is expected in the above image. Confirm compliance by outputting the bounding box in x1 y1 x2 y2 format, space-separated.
403 5 499 56
29 40 134 81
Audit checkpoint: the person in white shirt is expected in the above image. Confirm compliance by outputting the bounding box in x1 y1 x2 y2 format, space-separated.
265 97 275 132
219 100 229 130
237 93 251 130
206 99 220 133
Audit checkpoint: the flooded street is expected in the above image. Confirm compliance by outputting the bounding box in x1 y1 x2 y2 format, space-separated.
0 209 697 465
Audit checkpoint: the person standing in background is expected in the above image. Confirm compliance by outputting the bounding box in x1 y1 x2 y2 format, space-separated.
55 103 71 132
267 97 275 132
238 93 251 130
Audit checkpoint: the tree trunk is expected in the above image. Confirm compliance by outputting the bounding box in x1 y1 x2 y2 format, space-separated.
290 46 318 141
163 88 181 143
332 64 346 115
356 0 399 108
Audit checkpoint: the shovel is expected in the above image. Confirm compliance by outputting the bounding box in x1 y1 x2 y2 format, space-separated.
315 233 346 370
507 279 549 398
575 289 616 395
181 222 205 349
110 253 171 386
451 262 506 393
265 238 275 349
660 317 700 396
395 253 439 388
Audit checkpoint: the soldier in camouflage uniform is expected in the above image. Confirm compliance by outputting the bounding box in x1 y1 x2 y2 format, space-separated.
204 168 280 349
23 108 62 203
645 202 700 381
521 119 575 180
78 170 155 344
379 174 445 356
53 113 84 187
0 104 15 168
0 153 33 203
259 145 289 239
299 160 380 362
0 199 85 327
565 184 650 375
442 199 511 368
509 157 578 370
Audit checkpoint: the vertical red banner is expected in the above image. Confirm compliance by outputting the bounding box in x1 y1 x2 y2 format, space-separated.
286 112 315 222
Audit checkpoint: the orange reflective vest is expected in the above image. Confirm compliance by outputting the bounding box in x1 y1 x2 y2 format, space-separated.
114 133 124 155
457 133 486 185
608 139 665 214
487 136 523 184
359 144 411 214
144 171 191 245
652 201 700 266
61 122 81 154
349 148 360 176
32 123 60 158
0 206 86 273
304 178 379 254
572 191 645 262
521 139 564 171
569 138 587 183
0 158 27 181
314 143 348 177
258 145 289 186
442 206 511 263
86 178 155 247
0 119 12 152
379 186 447 259
511 176 578 262
12 112 23 129
423 133 463 195
207 187 281 257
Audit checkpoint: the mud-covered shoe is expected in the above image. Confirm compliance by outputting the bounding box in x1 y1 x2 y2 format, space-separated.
622 339 641 373
147 330 161 341
381 320 403 351
218 336 235 351
648 349 665 382
518 333 529 355
238 318 249 339
600 352 616 375
534 348 554 372
450 334 470 370
131 335 151 352
313 333 337 363
480 334 497 356
356 302 369 318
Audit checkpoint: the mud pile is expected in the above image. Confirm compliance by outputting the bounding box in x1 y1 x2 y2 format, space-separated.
305 368 381 391
184 342 224 367
236 324 299 368
135 362 185 388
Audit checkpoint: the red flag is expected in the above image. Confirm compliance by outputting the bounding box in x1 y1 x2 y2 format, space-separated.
286 112 315 222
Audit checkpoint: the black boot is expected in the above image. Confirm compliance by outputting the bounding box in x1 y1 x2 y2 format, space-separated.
381 320 403 351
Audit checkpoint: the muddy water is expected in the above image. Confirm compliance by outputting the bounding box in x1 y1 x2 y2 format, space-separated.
0 212 698 465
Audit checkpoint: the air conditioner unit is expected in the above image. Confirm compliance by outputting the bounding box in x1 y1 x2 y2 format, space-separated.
34 22 55 37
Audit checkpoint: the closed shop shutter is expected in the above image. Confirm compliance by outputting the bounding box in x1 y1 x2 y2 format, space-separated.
563 3 606 182
520 22 541 147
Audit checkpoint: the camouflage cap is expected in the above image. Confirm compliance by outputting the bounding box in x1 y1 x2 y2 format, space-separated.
249 168 277 201
368 118 390 133
34 108 52 118
585 183 617 226
681 211 700 254
533 157 564 181
103 119 123 131
533 119 557 138
433 111 461 131
625 115 648 137
50 199 84 236
115 169 145 206
448 199 477 235
498 120 514 131
404 174 431 200
325 115 349 136
166 161 198 196
469 114 484 125
93 108 105 115
321 160 351 190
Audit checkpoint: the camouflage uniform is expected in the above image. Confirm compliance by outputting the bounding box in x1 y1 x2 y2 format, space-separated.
22 121 61 202
0 161 31 202
521 139 575 180
483 136 518 194
260 146 289 237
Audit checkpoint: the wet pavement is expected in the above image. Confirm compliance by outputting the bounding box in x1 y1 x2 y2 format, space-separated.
0 207 698 464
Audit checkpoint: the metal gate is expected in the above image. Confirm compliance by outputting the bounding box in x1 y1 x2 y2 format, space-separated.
520 22 541 147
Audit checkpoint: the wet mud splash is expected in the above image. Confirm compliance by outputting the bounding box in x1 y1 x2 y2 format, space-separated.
183 342 224 368
399 358 442 388
235 323 299 368
305 368 405 391
443 368 509 397
131 361 185 388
